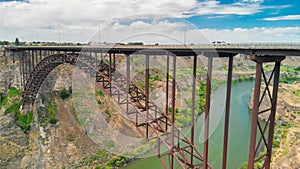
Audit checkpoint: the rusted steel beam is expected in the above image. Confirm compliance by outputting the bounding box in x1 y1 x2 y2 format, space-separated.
204 56 213 169
248 55 285 168
170 55 177 169
165 52 170 132
248 61 262 169
39 50 42 61
126 54 131 116
109 53 112 95
145 54 150 138
191 54 197 167
265 62 280 169
222 55 233 169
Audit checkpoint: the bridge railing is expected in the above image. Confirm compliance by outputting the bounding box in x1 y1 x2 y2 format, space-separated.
153 43 300 49
215 43 300 49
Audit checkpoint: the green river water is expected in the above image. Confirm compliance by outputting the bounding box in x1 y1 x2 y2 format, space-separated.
123 81 256 169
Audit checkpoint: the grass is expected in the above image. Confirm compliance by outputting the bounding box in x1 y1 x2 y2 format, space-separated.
280 75 300 84
294 91 300 97
1 87 33 133
1 87 21 108
7 87 22 97
38 101 58 125
17 111 34 133
4 102 21 115
106 156 128 168
66 133 75 141
176 67 206 77
263 65 300 84
264 65 300 72
96 90 105 97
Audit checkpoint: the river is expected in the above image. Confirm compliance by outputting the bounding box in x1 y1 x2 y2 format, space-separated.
123 81 256 169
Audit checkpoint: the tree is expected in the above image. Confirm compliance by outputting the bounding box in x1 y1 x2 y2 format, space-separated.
15 38 20 46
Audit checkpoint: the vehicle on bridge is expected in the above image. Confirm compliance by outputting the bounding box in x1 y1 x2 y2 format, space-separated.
212 41 230 46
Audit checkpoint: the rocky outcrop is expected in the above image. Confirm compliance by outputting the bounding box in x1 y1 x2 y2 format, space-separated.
0 114 29 168
0 114 28 146
248 83 300 121
0 58 21 93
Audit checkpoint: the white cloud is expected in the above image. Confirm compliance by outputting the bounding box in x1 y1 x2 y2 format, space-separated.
263 15 300 21
96 21 300 44
194 0 262 15
0 0 294 43
200 27 300 43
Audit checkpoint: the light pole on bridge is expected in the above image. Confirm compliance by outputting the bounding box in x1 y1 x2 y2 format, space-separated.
182 12 195 45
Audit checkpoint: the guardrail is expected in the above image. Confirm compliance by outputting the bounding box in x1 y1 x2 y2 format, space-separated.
3 43 300 51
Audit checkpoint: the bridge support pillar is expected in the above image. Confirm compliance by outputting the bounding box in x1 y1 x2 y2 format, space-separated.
222 55 234 169
170 54 177 169
204 56 213 169
248 55 285 169
145 54 150 138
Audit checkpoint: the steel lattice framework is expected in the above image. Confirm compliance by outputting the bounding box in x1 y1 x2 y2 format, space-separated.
4 45 300 169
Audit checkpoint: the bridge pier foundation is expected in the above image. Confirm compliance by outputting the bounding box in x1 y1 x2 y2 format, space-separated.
248 55 286 169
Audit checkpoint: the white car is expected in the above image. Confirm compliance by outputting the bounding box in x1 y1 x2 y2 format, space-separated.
212 41 230 46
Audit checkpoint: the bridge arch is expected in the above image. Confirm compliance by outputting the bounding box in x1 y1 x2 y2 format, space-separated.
22 53 79 106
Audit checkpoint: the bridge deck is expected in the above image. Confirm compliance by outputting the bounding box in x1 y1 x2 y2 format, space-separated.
4 44 300 57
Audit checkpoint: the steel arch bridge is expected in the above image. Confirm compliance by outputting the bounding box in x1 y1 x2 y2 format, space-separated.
4 44 300 169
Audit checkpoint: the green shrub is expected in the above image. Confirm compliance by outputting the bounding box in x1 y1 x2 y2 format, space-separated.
107 156 128 168
96 90 104 97
60 88 71 99
294 90 300 97
38 102 57 125
17 111 33 133
49 118 58 124
1 97 8 107
7 87 22 97
104 109 111 118
66 133 75 141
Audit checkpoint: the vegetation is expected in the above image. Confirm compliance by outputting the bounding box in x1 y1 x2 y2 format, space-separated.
0 40 85 47
231 74 255 85
106 156 129 168
272 121 292 160
96 90 105 97
17 111 34 133
1 87 33 133
294 90 300 97
280 75 300 84
0 41 10 46
126 42 144 46
37 100 58 125
176 66 206 76
15 38 20 46
60 87 72 99
96 150 107 163
3 102 21 115
263 65 300 84
66 133 75 141
239 148 267 169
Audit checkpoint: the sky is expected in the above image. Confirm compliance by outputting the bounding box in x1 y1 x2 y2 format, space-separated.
0 0 300 44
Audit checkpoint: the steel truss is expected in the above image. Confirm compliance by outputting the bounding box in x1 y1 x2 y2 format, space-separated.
248 56 286 169
4 48 288 169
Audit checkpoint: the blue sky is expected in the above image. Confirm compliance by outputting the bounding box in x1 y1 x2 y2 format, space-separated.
0 0 299 43
187 0 300 29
